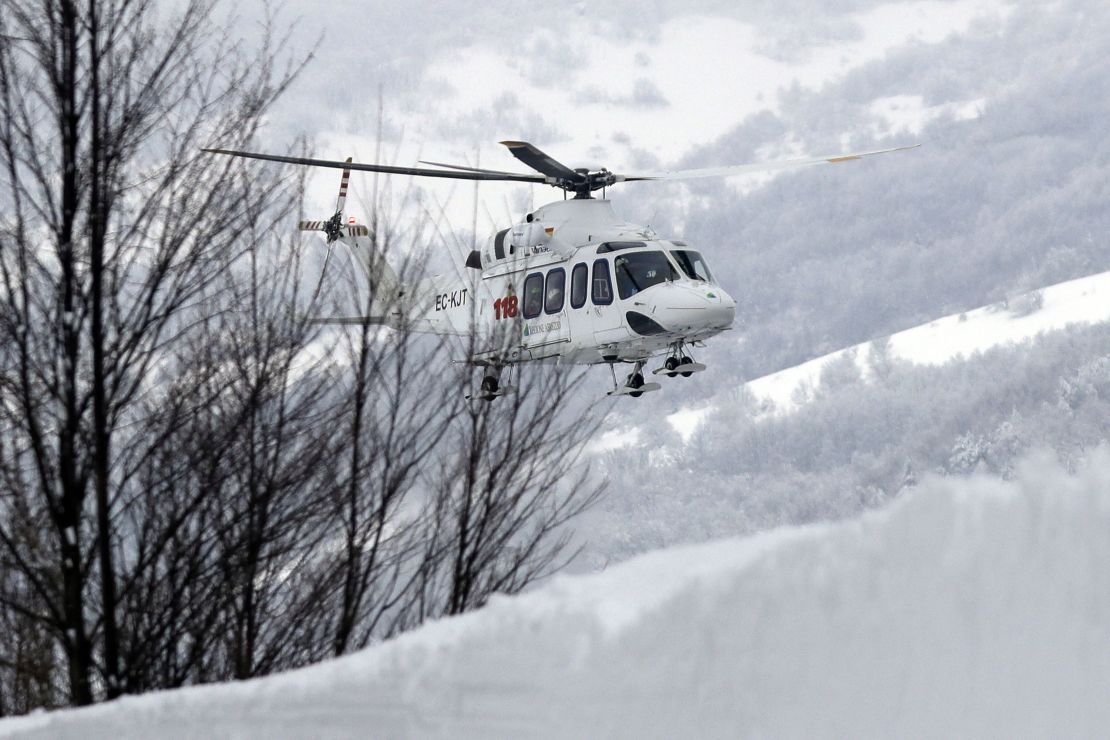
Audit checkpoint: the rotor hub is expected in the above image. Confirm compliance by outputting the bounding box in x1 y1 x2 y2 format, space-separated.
563 167 617 198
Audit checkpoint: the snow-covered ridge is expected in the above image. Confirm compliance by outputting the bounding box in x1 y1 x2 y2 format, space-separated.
5 452 1109 739
668 268 1110 442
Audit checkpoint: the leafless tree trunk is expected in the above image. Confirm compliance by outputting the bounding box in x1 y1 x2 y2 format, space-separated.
1 0 610 716
324 225 461 655
0 0 306 705
433 360 605 617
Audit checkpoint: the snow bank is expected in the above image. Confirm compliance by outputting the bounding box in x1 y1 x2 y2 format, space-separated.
746 269 1110 416
5 452 1110 739
663 269 1110 442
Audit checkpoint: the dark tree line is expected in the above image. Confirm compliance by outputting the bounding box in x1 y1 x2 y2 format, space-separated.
0 0 603 716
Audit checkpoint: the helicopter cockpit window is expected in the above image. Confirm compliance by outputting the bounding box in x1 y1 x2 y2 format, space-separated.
545 268 565 314
614 252 679 300
670 250 715 283
523 273 544 319
570 263 588 309
592 259 613 305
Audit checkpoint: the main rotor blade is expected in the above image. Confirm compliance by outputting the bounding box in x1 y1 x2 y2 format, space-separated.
619 144 920 183
418 159 535 177
499 141 582 182
201 148 548 184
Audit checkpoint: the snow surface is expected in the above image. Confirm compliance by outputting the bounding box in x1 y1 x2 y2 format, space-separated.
5 452 1109 739
666 268 1110 442
749 271 1110 412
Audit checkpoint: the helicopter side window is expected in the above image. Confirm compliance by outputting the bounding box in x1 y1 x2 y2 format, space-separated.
545 268 565 315
570 263 588 309
591 259 613 306
614 252 679 300
522 272 544 319
494 228 509 261
671 250 715 283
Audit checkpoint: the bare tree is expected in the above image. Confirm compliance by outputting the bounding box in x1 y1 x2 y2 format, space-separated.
0 1 610 716
423 359 605 618
319 202 462 655
0 0 306 704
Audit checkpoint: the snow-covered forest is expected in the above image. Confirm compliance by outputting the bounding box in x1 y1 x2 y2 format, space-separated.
3 0 1110 735
577 0 1110 565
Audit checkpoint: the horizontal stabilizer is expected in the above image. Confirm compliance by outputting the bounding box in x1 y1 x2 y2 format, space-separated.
308 316 393 326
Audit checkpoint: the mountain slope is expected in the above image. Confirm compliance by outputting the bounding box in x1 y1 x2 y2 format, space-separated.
664 268 1110 442
749 269 1110 415
4 454 1109 739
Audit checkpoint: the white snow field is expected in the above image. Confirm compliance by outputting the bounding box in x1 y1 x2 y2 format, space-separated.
668 268 1110 441
4 453 1110 739
751 270 1110 413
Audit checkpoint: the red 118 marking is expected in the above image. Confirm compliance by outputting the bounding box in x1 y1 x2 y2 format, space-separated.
493 296 519 320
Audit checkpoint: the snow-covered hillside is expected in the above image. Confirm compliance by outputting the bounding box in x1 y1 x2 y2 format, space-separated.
668 269 1110 442
5 453 1109 739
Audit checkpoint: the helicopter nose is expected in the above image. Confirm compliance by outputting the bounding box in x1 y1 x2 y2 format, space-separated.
706 289 736 327
645 283 735 333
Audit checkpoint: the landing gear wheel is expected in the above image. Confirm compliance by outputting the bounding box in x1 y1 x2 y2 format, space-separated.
607 362 659 398
628 372 645 398
680 355 694 378
664 357 680 377
481 376 499 394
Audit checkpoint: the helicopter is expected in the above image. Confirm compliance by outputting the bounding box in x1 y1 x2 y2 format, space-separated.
203 140 917 399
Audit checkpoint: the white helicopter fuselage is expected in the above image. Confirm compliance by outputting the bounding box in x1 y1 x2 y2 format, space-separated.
363 198 736 369
215 136 914 395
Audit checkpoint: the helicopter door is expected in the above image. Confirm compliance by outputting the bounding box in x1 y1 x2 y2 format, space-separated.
590 258 624 344
520 269 570 357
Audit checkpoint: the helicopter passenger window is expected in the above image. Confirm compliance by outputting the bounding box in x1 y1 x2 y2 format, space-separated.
523 272 544 319
592 259 613 305
670 250 715 283
545 268 565 314
614 252 679 300
570 263 588 309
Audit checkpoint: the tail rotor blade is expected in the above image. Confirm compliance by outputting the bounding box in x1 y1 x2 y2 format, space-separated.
312 243 335 304
335 157 353 215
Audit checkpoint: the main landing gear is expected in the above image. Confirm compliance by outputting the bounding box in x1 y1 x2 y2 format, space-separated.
607 360 661 398
653 343 706 379
467 365 511 402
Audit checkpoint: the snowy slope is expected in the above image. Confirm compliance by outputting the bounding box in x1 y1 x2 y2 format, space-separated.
4 452 1110 739
668 269 1110 442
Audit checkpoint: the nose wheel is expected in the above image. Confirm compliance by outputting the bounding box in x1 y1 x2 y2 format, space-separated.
654 344 707 378
607 360 661 398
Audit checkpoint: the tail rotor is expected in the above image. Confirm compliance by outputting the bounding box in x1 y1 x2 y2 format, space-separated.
298 157 370 302
298 157 356 244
